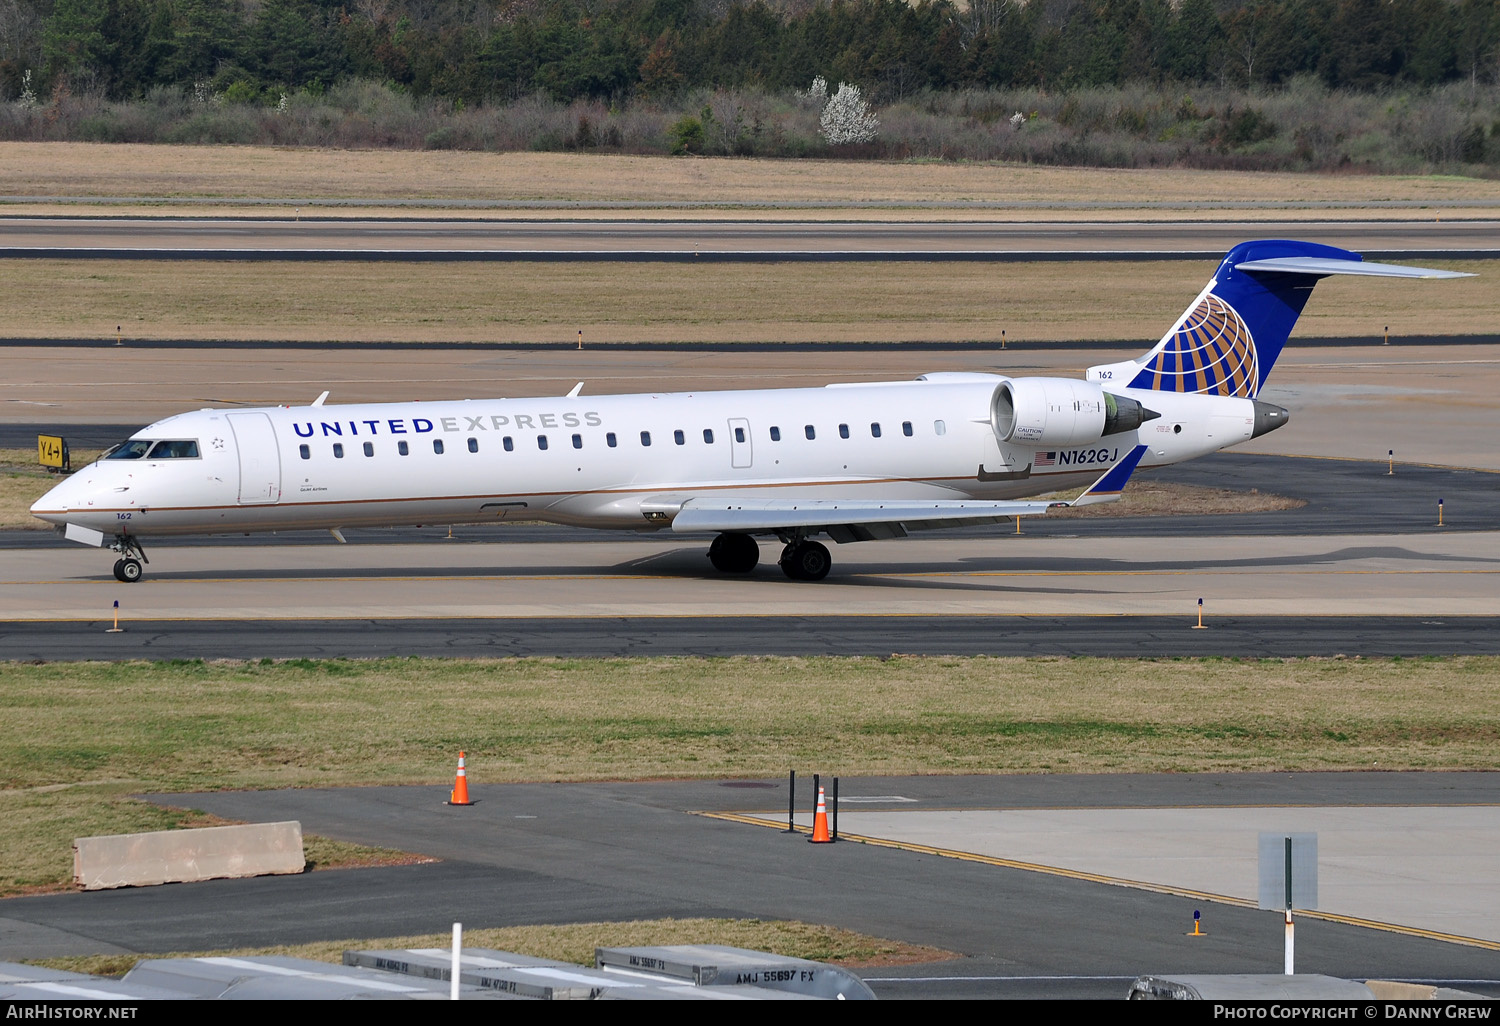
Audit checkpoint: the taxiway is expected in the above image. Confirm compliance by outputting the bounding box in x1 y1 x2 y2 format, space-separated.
0 217 1495 260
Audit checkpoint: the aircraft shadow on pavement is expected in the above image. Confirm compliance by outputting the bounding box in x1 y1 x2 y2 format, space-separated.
956 544 1500 574
89 543 1499 591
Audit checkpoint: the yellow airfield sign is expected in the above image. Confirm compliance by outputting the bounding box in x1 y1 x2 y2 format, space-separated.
37 434 69 472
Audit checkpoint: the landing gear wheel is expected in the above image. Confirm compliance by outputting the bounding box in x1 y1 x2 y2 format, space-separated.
708 532 760 574
779 540 831 581
108 535 149 582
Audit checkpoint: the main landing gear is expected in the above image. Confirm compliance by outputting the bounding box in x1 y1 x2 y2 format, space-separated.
706 532 832 581
778 539 831 582
708 532 760 574
110 535 149 583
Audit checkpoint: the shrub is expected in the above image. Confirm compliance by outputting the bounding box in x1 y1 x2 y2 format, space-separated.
819 83 879 145
669 114 704 154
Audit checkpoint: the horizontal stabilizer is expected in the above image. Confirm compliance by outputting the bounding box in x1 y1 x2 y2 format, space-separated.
1234 256 1473 279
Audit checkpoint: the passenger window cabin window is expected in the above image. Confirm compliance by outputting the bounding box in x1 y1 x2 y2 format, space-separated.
333 443 344 459
641 431 652 447
902 421 913 437
839 424 849 439
770 426 781 441
503 436 514 452
299 444 310 460
934 420 947 436
572 433 582 449
398 440 410 456
674 429 685 446
805 425 816 440
734 427 745 443
467 437 478 453
433 439 445 454
538 435 549 450
703 428 714 444
607 432 617 448
363 442 374 457
871 422 882 438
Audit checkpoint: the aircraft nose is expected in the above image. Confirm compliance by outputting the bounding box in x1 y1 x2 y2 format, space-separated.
31 475 81 525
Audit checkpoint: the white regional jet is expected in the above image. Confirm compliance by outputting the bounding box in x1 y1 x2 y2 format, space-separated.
33 240 1467 583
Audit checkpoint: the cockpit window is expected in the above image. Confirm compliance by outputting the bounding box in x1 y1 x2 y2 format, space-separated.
105 440 154 460
146 440 200 459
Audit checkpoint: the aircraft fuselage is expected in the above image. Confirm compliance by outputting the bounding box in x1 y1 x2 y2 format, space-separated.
32 376 1256 538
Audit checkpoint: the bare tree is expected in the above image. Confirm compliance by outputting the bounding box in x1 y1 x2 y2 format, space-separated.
949 0 1022 52
1225 6 1265 87
0 0 41 66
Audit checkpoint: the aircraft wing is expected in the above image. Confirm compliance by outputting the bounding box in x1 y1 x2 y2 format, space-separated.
670 445 1147 539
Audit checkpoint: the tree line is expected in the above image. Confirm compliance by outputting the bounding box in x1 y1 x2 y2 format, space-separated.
10 0 1500 106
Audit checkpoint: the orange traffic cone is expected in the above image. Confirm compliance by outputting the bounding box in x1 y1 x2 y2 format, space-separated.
808 786 832 843
446 751 474 806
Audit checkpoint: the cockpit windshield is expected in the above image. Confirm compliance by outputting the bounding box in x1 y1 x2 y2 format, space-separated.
103 439 200 460
105 440 154 460
147 440 199 459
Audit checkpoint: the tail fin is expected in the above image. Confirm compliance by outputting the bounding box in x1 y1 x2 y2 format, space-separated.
1089 240 1470 399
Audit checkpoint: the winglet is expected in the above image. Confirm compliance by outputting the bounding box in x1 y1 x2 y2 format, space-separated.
1067 444 1148 507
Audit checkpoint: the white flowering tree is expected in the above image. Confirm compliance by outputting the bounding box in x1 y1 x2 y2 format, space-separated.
818 82 879 145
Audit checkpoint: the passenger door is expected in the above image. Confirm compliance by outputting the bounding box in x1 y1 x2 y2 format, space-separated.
227 412 281 504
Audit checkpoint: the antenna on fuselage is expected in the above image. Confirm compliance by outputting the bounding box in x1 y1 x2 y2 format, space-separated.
311 390 330 407
566 382 584 398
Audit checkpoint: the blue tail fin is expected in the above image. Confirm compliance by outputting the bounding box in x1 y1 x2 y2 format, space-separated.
1125 240 1358 398
1089 240 1468 398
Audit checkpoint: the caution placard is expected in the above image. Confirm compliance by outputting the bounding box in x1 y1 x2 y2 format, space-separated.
37 434 69 472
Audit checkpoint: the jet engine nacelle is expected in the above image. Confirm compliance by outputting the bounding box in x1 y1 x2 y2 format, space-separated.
991 377 1157 447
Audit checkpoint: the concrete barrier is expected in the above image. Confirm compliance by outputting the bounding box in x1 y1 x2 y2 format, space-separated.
73 821 305 890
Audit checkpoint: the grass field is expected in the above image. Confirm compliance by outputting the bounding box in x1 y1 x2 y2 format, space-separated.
1 655 1494 895
0 449 102 529
36 917 947 978
3 144 1499 218
1 467 58 529
1 257 1486 344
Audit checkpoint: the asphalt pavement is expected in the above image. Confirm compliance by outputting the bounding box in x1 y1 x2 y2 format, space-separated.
3 774 1495 998
0 217 1495 261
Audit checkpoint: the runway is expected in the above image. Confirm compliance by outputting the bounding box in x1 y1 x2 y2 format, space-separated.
0 217 1496 260
3 774 1496 998
6 616 1500 661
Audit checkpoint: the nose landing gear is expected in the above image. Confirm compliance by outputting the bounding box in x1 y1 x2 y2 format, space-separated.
109 535 149 583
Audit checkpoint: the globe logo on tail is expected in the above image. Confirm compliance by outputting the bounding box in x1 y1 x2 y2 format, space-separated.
1138 294 1259 397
